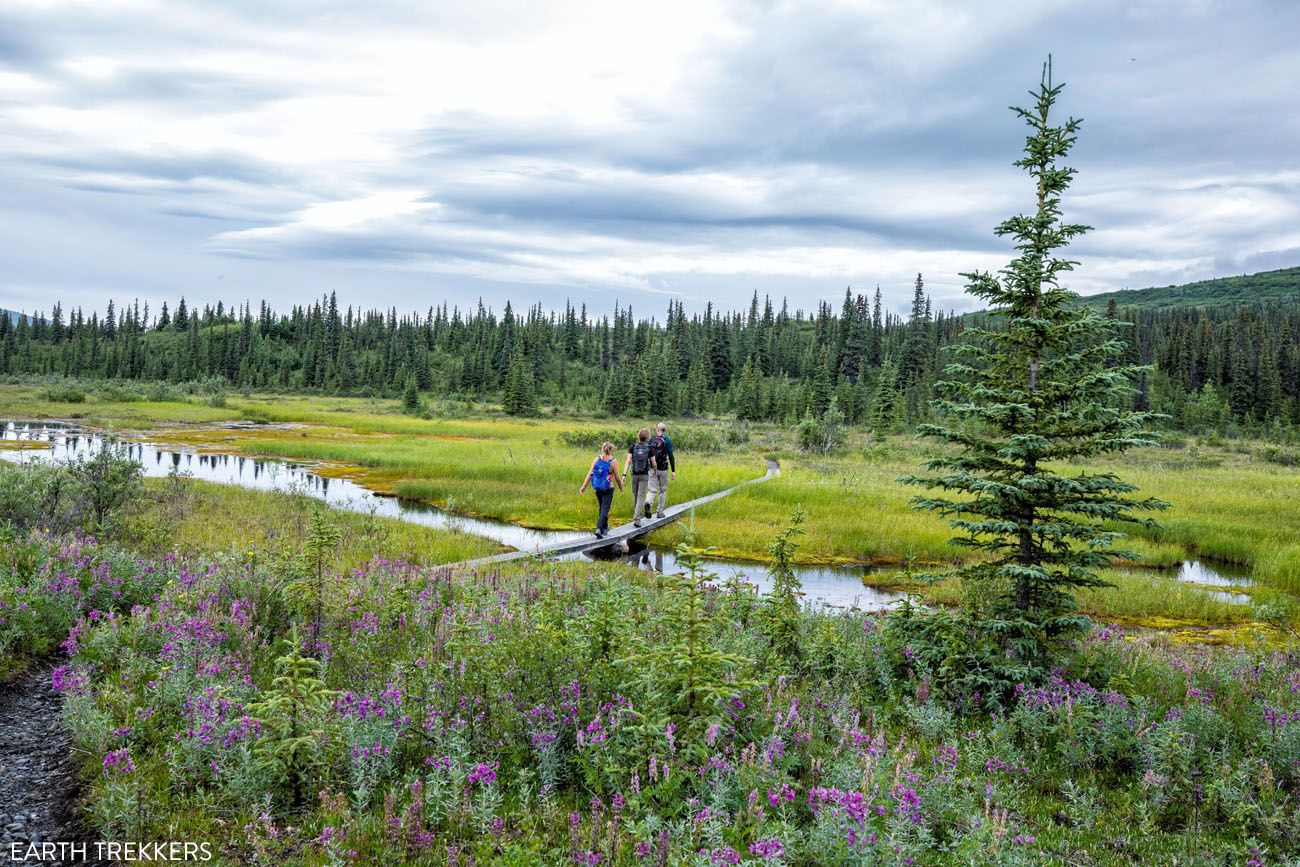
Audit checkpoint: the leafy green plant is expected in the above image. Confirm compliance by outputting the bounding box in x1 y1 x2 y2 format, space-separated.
65 434 144 534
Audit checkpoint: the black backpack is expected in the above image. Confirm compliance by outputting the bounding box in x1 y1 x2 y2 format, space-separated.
630 442 651 474
648 434 668 464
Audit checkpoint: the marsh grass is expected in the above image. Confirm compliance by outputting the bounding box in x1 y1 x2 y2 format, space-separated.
873 567 1254 627
120 476 501 569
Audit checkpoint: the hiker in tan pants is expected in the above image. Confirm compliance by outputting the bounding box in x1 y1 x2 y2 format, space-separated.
623 427 658 528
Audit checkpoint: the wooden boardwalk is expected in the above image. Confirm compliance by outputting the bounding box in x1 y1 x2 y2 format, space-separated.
457 460 778 568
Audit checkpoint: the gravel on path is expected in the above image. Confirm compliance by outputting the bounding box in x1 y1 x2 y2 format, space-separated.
1 664 112 867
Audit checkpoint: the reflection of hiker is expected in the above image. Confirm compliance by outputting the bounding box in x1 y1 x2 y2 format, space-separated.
624 427 658 528
579 441 623 538
644 422 676 519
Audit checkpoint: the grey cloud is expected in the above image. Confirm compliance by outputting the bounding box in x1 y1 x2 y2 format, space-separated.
28 151 292 188
58 68 290 109
3 0 1300 317
1223 247 1300 276
0 23 48 69
425 185 999 253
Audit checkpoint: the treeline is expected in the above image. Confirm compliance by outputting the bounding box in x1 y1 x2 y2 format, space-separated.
0 279 956 425
3 283 1300 429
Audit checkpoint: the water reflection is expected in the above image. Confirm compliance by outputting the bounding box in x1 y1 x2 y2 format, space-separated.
2 421 900 609
583 540 903 610
1175 559 1254 588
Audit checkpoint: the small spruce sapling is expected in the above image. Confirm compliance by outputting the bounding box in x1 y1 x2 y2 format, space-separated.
401 375 422 414
279 508 341 649
249 627 338 810
618 538 755 758
760 509 806 666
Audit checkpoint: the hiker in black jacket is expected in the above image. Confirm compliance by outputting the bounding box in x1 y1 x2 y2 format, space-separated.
644 422 676 519
623 427 658 528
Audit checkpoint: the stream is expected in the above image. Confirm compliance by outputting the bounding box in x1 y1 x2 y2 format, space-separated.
1 421 904 610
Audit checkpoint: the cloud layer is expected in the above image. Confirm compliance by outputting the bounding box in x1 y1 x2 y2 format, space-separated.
2 0 1298 318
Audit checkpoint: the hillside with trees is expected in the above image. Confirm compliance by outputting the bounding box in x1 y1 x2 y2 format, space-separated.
1078 265 1300 312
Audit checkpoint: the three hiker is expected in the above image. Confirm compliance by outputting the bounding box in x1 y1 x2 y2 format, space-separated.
578 441 624 538
578 423 677 536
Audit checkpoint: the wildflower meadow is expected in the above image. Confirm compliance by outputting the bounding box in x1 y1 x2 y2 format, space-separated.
3 524 1297 865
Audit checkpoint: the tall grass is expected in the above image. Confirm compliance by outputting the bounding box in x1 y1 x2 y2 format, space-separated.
903 569 1251 626
122 477 501 569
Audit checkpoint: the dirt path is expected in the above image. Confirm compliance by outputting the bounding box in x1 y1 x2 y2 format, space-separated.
0 663 110 866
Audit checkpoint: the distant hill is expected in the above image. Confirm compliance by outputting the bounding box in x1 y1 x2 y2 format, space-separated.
1078 266 1300 312
2 309 20 325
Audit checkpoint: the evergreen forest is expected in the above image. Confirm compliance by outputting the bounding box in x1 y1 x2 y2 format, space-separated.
4 269 1300 431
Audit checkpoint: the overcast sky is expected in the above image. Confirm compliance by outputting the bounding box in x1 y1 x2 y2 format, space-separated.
2 0 1298 321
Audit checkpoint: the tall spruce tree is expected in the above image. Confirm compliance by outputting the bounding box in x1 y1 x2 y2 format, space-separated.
903 60 1168 661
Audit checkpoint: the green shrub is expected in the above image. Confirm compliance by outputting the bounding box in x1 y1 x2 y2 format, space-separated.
1257 444 1300 467
0 440 143 534
64 436 144 533
796 398 844 455
719 419 750 445
0 462 75 532
96 384 144 403
44 383 86 403
143 381 189 402
191 376 228 397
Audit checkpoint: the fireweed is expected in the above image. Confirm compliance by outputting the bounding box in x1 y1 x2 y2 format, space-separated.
11 531 1292 864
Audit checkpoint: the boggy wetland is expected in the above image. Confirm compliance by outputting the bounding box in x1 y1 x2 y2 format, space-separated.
2 386 1294 637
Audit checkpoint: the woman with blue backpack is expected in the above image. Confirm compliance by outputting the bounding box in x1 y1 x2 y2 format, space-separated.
578 441 624 538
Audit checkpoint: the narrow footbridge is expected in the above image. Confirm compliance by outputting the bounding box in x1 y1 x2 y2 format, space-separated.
456 460 778 568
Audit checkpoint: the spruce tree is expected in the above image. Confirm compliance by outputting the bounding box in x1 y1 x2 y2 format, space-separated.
402 375 421 413
502 344 538 416
869 359 900 435
735 356 763 420
902 60 1168 662
760 509 805 667
900 273 933 387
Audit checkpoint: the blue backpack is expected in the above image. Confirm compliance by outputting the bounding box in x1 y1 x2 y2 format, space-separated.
591 457 613 492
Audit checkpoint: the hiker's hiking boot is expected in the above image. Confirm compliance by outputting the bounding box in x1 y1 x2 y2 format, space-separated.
655 510 665 519
643 504 652 519
633 519 642 528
